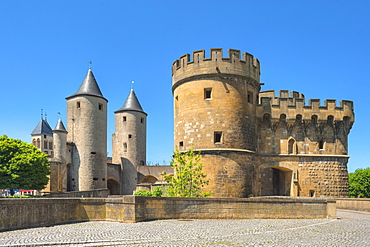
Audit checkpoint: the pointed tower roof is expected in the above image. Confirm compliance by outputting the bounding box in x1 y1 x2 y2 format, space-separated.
31 120 53 136
115 89 147 115
53 119 68 133
66 69 107 101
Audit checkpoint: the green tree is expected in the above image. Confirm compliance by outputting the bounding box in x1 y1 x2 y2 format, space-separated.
163 148 210 197
0 135 50 191
348 168 370 198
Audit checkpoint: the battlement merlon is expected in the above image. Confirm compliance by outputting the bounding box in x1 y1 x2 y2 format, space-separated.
172 48 261 90
257 90 354 122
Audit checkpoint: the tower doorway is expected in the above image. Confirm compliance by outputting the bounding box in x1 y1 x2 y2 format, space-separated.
261 167 293 196
107 179 121 195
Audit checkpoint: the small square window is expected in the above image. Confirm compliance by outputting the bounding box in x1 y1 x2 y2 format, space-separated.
214 132 223 143
204 88 212 99
123 116 127 122
128 134 132 138
179 141 183 147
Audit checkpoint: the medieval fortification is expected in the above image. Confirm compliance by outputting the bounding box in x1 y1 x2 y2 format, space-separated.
31 48 354 198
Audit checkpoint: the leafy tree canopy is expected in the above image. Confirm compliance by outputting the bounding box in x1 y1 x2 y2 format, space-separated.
0 135 50 190
163 148 210 197
349 168 370 198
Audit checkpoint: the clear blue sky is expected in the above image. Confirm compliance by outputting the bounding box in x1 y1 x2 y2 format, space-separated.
0 1 369 172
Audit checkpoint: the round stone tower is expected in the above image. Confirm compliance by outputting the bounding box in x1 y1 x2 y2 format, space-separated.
172 48 261 197
66 68 108 191
52 118 68 191
112 89 147 194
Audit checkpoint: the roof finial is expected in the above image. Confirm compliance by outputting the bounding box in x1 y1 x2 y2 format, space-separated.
131 80 134 90
41 109 44 120
45 112 47 121
88 61 92 70
58 112 62 120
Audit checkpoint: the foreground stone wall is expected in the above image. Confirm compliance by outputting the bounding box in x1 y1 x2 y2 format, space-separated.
336 198 370 212
0 196 336 232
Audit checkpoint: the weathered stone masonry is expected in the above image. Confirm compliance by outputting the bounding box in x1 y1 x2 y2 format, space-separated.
172 48 354 198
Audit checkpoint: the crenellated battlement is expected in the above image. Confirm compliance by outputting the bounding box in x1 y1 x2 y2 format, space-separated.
257 90 354 122
172 48 261 89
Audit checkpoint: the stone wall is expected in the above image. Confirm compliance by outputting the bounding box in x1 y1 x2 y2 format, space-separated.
42 189 109 198
336 198 370 212
0 196 335 231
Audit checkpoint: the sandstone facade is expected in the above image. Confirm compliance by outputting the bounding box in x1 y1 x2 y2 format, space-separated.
172 48 354 198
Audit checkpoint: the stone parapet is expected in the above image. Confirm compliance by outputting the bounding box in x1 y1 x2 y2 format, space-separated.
0 196 335 231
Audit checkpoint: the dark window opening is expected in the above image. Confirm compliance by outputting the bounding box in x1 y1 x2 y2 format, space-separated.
141 118 144 124
102 178 105 181
123 143 127 152
123 116 127 122
204 88 212 99
288 139 296 154
98 103 103 110
93 178 98 181
247 91 253 103
309 190 315 197
91 152 96 154
214 132 222 143
319 140 324 149
128 134 132 138
179 141 183 147
77 101 80 109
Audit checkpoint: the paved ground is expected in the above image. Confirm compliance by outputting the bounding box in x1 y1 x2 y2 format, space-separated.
0 210 369 246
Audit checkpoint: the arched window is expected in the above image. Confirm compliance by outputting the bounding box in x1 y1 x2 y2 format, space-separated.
32 139 36 146
288 138 297 154
36 139 40 148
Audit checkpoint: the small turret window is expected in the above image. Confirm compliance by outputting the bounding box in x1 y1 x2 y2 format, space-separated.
214 132 223 143
141 118 144 124
204 88 212 100
123 116 127 122
77 102 80 109
98 103 103 110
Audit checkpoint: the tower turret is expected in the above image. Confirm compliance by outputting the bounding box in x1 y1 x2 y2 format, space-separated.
66 68 108 191
52 119 68 192
172 48 261 197
112 89 147 194
31 119 54 157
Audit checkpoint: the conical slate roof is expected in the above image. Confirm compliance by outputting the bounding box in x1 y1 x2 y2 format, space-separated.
31 120 53 136
66 69 107 101
115 89 147 115
53 119 68 133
